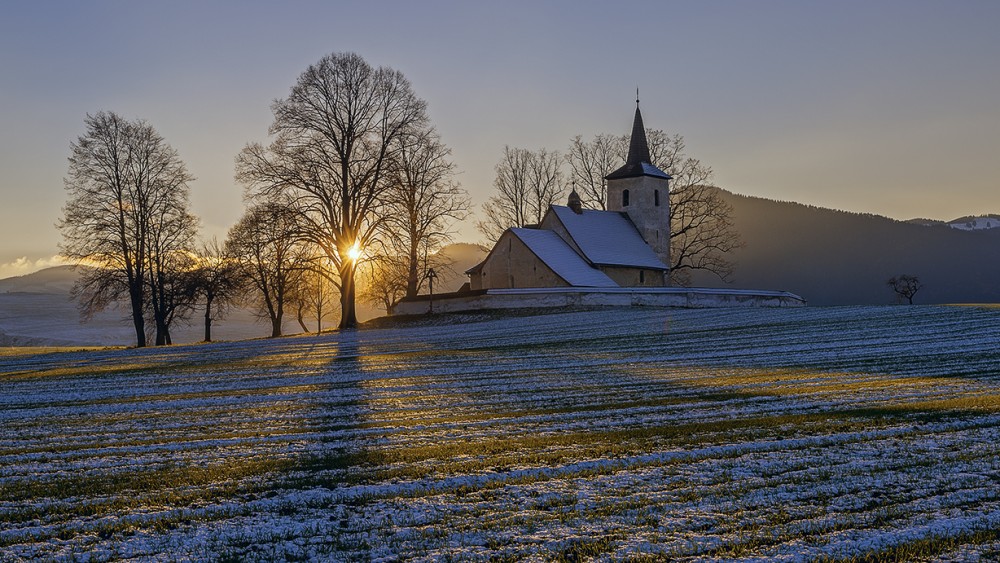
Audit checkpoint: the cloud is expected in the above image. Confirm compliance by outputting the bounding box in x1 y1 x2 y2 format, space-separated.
0 255 73 279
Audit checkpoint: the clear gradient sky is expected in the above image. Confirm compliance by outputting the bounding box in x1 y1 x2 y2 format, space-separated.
2 0 999 278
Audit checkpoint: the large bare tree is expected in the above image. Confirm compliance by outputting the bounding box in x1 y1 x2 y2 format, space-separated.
565 129 740 285
236 52 428 329
383 126 468 298
60 112 197 347
477 146 564 242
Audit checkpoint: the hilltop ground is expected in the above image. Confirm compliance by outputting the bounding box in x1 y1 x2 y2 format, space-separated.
4 305 1000 560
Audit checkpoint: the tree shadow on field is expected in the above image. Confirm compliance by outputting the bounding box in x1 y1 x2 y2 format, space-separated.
277 329 388 491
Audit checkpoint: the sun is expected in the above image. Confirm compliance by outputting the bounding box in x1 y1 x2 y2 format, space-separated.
346 242 363 262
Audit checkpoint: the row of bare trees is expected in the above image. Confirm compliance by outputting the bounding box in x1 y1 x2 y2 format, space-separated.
478 130 742 285
60 53 469 346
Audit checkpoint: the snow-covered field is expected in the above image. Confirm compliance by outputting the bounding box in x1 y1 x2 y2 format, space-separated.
3 305 1000 561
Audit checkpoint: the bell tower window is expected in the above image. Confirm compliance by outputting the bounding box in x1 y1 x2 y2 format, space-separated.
654 189 660 206
622 189 630 207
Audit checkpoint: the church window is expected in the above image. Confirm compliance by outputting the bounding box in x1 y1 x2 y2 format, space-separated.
639 270 645 283
622 189 630 207
654 189 660 206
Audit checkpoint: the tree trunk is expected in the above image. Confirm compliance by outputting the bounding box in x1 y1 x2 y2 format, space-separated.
296 302 309 333
263 285 282 338
339 261 358 329
406 245 419 298
129 285 146 348
155 320 169 345
204 295 214 342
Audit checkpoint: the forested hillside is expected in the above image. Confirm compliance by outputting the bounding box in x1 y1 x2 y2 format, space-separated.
691 189 1000 305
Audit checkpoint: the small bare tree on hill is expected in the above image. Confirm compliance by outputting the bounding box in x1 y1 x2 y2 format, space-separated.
888 274 922 304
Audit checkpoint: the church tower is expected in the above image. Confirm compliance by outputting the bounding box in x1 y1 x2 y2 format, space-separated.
606 100 672 270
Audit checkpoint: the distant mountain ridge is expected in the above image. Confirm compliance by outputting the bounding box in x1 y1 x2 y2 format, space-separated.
690 188 1000 305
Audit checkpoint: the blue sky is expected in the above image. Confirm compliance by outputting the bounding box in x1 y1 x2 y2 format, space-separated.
2 0 999 276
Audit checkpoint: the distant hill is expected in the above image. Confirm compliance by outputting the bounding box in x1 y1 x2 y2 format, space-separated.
434 242 488 292
690 188 1000 305
0 265 79 294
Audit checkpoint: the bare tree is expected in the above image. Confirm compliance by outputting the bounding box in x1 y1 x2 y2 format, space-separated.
648 133 741 285
888 275 923 304
145 249 200 345
477 146 565 242
359 249 455 314
60 112 197 347
566 134 621 210
143 159 199 344
189 238 245 342
360 254 410 314
225 202 307 337
236 52 428 329
383 126 469 298
295 255 338 333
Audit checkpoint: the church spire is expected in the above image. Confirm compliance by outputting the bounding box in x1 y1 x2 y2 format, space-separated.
625 102 653 166
606 97 671 181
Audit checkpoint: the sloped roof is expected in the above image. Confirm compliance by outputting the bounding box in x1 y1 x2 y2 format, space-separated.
550 205 669 270
606 105 671 181
509 228 619 287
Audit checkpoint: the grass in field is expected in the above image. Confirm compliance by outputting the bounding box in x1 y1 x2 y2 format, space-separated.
946 303 1000 309
6 307 1000 560
0 345 120 357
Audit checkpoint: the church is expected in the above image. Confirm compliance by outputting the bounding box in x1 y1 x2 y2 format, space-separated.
467 103 674 290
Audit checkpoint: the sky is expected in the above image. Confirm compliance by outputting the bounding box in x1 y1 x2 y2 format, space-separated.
1 0 999 278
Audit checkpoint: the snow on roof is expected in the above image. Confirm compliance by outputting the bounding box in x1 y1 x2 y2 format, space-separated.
550 206 669 270
509 228 619 287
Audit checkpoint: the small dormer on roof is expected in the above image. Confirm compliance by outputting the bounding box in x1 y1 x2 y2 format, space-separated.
605 100 672 181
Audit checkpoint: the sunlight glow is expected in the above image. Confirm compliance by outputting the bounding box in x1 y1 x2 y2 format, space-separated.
347 242 363 262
